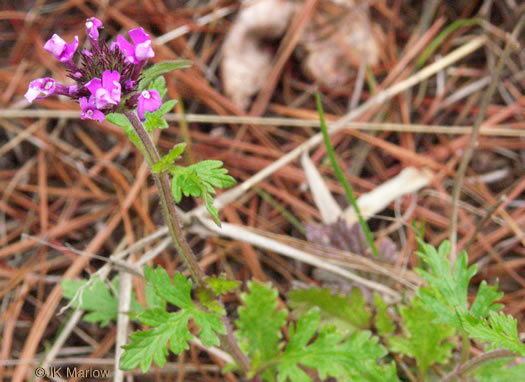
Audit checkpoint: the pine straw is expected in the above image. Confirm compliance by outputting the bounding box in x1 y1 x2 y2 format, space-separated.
1 1 525 381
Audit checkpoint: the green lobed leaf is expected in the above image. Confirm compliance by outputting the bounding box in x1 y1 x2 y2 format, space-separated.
191 160 237 190
144 266 192 308
470 281 504 318
202 188 221 226
414 240 525 357
373 293 396 336
288 287 371 332
148 76 168 99
152 143 186 173
197 289 225 315
61 276 119 327
145 283 166 311
170 160 236 226
121 267 226 372
462 311 525 355
138 60 192 91
273 309 399 382
143 112 168 132
206 276 241 296
143 99 178 133
415 240 477 327
121 308 193 372
388 298 456 376
236 282 287 369
62 276 161 324
472 356 525 382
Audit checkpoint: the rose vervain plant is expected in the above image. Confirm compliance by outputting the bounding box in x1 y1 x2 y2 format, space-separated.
29 19 525 382
26 17 253 374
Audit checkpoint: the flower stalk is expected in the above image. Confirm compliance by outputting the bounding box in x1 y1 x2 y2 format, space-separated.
124 111 206 287
124 111 251 372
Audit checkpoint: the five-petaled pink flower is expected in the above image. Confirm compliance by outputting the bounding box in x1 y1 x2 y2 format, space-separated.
117 27 155 64
137 89 162 121
44 34 79 63
85 70 122 109
24 78 56 103
80 97 106 122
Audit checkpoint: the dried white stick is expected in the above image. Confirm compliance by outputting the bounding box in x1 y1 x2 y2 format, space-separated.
155 6 237 45
195 218 400 300
301 152 342 224
114 271 132 382
344 167 434 225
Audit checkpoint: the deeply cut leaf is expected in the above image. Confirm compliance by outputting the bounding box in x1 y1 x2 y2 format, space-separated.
288 287 371 332
415 240 525 356
144 100 177 133
373 293 395 336
170 160 236 226
462 311 525 355
472 356 525 382
415 240 500 327
152 142 186 173
120 267 226 372
388 298 455 376
121 308 193 372
206 276 241 296
235 282 287 368
61 276 119 327
274 309 398 382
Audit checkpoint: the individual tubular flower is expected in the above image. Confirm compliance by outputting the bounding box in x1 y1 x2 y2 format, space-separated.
24 78 56 103
80 97 105 122
85 17 103 40
44 34 79 63
117 27 155 64
67 84 79 97
85 70 122 109
137 89 162 121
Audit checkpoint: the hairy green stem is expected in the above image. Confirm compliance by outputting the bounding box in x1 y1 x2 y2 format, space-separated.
442 349 516 381
125 111 206 287
124 111 251 372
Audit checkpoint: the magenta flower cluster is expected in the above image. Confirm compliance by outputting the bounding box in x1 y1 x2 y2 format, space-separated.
25 18 162 122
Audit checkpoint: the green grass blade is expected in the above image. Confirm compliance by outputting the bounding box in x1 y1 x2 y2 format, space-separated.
315 92 379 257
416 19 481 68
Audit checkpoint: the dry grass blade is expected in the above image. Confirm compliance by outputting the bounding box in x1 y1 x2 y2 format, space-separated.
449 15 525 260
